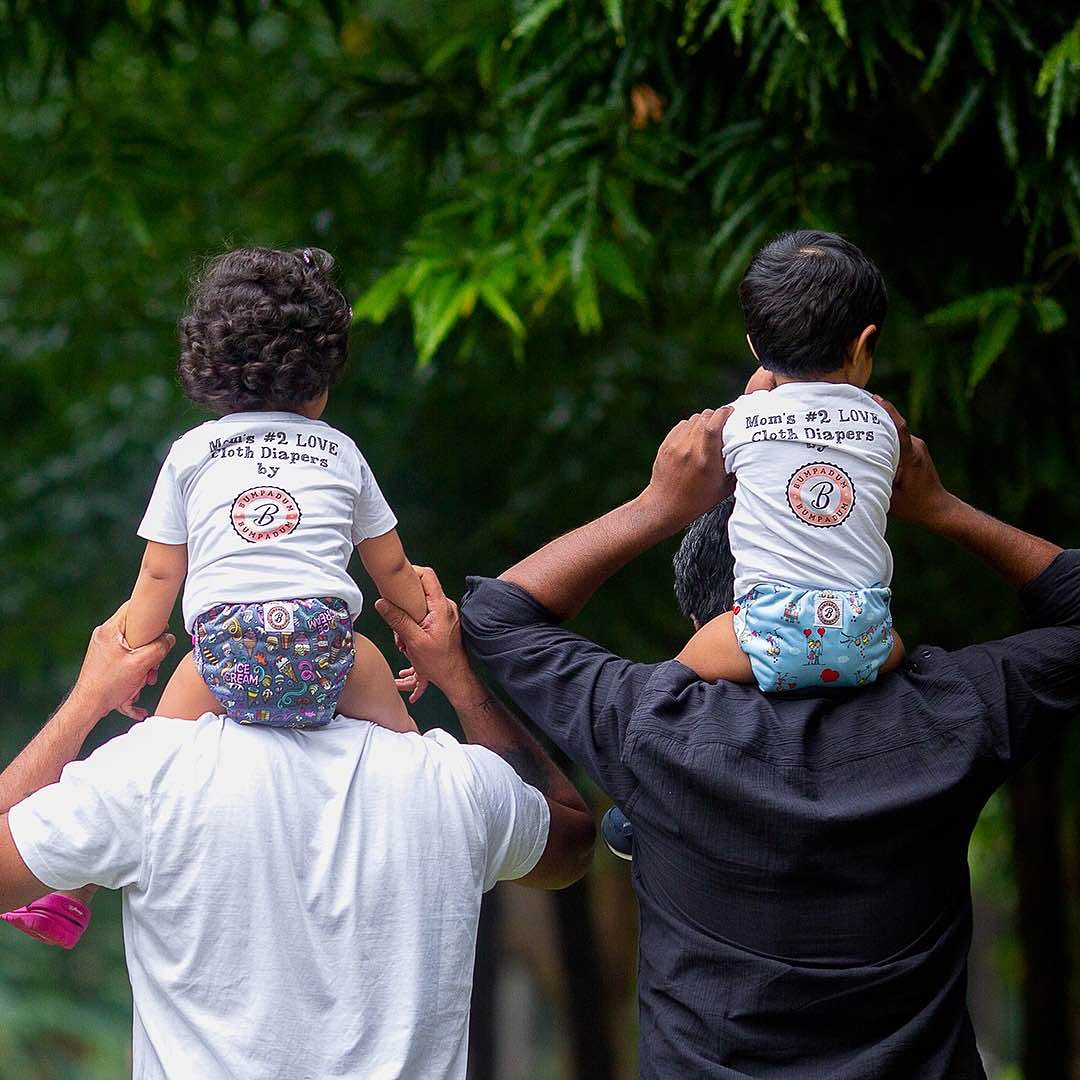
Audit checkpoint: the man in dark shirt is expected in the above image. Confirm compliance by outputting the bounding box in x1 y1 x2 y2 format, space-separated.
459 405 1079 1077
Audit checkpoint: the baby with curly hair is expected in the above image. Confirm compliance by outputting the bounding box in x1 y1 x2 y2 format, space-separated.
3 247 428 949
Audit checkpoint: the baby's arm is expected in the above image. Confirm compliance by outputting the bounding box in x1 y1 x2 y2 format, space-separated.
676 611 755 684
125 541 188 648
358 529 426 624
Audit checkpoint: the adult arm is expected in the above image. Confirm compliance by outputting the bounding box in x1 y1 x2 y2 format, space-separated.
0 608 175 911
879 398 1076 765
879 397 1061 584
458 410 733 798
500 407 734 619
375 569 595 889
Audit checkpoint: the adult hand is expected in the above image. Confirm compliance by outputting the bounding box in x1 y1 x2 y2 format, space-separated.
374 567 474 702
874 395 954 529
69 604 176 722
642 407 735 530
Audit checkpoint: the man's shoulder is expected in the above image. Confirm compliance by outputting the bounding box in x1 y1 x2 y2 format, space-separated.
85 715 210 775
404 729 540 803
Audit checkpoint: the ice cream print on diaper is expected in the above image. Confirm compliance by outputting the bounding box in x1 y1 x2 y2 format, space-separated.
733 584 893 693
194 597 354 728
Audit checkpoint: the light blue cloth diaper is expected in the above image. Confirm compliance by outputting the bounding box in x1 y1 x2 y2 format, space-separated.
732 583 894 693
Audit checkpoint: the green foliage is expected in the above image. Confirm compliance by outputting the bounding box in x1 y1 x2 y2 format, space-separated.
299 0 1080 373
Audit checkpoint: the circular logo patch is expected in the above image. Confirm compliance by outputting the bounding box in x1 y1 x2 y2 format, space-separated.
815 597 842 626
230 487 302 543
787 462 855 528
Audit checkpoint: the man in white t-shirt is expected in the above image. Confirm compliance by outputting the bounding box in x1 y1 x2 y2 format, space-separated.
0 573 595 1079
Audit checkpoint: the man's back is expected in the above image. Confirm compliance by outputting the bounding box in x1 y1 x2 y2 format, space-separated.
627 658 991 1077
461 549 1080 1078
10 715 548 1079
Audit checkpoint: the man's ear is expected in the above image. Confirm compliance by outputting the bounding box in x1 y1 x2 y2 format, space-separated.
745 334 760 361
691 615 701 632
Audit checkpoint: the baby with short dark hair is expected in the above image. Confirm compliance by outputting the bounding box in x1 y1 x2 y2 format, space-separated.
678 231 905 692
3 246 427 949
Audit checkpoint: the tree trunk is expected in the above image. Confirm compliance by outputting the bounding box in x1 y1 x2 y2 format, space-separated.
468 888 500 1080
1009 746 1071 1080
553 878 615 1080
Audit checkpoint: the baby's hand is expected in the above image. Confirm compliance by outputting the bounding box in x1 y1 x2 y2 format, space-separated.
394 666 429 706
744 366 777 395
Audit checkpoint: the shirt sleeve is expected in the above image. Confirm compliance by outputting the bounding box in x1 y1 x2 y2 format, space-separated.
947 549 1080 769
350 448 398 544
460 745 550 891
460 576 658 804
5 723 170 892
138 443 188 545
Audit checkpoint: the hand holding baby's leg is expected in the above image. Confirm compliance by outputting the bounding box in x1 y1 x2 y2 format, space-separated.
337 635 420 734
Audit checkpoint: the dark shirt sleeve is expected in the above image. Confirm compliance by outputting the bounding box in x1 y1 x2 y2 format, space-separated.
459 576 659 804
946 549 1080 768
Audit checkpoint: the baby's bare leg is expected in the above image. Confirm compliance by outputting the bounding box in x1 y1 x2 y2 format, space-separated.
156 651 223 720
881 627 906 675
675 611 755 684
337 635 420 733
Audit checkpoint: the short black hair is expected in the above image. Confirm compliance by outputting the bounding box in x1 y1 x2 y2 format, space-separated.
178 247 352 414
673 497 735 626
738 230 887 378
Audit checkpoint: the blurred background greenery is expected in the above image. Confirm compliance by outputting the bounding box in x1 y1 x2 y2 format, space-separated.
1 1 1078 1076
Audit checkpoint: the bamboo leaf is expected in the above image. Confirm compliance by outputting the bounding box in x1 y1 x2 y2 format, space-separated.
715 221 771 295
919 7 964 94
930 81 985 165
773 0 806 42
572 265 602 332
967 18 995 74
925 287 1021 327
881 4 923 59
413 277 473 364
995 86 1018 168
602 0 624 37
968 304 1020 391
510 0 569 41
1033 295 1067 334
593 239 644 299
729 0 755 46
1046 65 1066 159
478 282 526 337
603 177 652 244
353 263 414 324
990 0 1037 54
817 0 847 44
1035 15 1080 96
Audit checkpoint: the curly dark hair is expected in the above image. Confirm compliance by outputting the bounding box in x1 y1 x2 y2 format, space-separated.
178 247 352 413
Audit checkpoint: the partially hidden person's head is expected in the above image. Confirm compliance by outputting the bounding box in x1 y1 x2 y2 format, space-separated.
178 247 351 416
674 498 735 630
738 230 887 388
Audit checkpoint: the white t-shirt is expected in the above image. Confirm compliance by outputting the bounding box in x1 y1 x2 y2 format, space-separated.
723 382 900 600
8 716 550 1080
139 412 398 631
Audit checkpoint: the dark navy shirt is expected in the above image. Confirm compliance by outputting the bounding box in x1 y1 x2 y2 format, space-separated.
460 551 1080 1078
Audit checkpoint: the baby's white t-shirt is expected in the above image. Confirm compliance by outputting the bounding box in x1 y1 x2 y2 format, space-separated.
723 383 900 601
138 411 397 631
